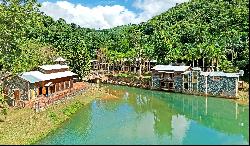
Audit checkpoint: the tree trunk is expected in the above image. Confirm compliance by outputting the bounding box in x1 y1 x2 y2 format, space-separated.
202 58 205 71
216 57 219 71
139 60 142 76
192 60 195 67
211 58 214 71
113 62 115 75
148 61 150 72
134 61 136 74
122 61 124 72
108 63 110 73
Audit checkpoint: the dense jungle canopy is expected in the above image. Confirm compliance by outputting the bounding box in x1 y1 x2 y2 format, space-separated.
0 0 249 79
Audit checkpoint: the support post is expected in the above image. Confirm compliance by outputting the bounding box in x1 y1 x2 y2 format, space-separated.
236 77 238 97
205 76 208 95
182 75 184 91
205 97 208 115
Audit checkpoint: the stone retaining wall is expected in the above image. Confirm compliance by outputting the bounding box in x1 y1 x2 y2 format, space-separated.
103 75 151 89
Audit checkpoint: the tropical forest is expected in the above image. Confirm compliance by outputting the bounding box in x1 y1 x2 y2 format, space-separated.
0 0 249 79
0 0 249 145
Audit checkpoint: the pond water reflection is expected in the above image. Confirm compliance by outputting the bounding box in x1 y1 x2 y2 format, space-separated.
37 85 249 145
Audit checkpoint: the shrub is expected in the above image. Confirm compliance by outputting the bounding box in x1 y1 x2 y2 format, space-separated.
48 111 58 123
62 101 83 116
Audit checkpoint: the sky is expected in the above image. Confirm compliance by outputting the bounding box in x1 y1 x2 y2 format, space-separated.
38 0 189 29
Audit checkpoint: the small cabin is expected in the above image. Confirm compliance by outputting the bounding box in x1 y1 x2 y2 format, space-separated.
3 57 77 106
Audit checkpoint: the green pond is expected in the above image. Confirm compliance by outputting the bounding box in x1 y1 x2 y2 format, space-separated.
37 85 249 145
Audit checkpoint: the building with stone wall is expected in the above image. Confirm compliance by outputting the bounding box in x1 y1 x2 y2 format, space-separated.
3 57 77 106
152 64 244 98
151 64 191 91
182 67 243 97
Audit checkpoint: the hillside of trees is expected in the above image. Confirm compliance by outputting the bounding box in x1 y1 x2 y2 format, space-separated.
0 0 249 79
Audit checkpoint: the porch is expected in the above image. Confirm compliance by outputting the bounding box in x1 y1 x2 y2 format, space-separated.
20 82 87 109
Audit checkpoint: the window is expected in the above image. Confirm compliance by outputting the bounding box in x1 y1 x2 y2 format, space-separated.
192 72 198 83
164 73 169 78
175 72 181 77
169 82 174 89
184 74 188 82
160 73 163 78
170 73 173 78
184 83 188 89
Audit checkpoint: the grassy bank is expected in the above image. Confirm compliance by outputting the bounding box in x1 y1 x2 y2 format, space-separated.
0 84 112 145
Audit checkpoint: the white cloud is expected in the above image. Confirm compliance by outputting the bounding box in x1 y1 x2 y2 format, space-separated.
133 0 189 22
40 0 189 29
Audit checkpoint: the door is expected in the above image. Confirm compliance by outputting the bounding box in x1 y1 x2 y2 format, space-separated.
39 87 43 95
50 85 55 94
169 82 174 90
14 89 20 100
45 87 49 96
70 80 73 88
42 87 46 95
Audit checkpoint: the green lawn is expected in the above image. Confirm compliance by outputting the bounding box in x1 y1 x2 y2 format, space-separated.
0 84 106 145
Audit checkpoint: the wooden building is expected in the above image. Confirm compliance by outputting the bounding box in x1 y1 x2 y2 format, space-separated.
3 58 77 106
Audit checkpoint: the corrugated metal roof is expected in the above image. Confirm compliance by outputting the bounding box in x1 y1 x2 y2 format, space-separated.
199 71 239 78
46 71 77 80
20 71 77 83
209 71 227 76
20 71 44 83
157 71 174 73
182 71 191 75
200 72 210 76
39 64 69 70
21 74 42 83
152 65 190 72
224 73 239 78
192 67 201 71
